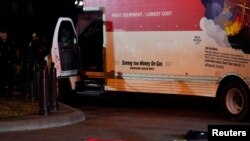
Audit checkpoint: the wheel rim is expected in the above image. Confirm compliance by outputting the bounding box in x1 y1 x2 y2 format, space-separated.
226 88 244 115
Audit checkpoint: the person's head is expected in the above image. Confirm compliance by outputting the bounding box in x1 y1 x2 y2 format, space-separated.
0 30 8 42
32 32 39 41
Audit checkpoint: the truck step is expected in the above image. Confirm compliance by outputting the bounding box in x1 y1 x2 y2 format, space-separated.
76 90 102 96
75 80 104 95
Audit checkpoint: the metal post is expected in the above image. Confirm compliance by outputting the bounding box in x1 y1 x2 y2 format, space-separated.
39 61 50 116
33 60 40 101
49 62 59 110
25 59 34 100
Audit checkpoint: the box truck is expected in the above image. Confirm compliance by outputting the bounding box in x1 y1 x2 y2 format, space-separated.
51 0 250 121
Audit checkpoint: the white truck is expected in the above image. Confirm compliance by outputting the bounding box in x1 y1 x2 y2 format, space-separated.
51 0 250 121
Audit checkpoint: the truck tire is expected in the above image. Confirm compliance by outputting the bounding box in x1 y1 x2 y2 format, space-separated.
220 81 250 121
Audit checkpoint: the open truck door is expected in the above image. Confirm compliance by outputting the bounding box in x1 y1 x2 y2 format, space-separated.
51 17 80 78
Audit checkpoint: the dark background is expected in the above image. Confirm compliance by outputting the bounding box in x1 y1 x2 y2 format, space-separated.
0 0 78 50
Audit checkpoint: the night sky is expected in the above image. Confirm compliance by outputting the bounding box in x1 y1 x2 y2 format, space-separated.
0 0 78 50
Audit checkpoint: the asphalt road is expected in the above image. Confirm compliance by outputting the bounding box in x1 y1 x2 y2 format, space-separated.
0 93 249 141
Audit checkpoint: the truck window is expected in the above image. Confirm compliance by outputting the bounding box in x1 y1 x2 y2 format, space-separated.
58 21 77 45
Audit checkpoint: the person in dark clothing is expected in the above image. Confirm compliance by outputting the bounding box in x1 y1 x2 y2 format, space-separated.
0 30 18 96
28 32 49 63
22 32 49 99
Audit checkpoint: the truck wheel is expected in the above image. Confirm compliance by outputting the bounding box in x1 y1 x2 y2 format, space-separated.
220 81 250 121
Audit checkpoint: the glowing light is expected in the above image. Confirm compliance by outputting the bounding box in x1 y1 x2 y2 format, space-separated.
225 0 250 36
79 1 83 6
74 0 78 5
225 14 243 36
74 0 84 7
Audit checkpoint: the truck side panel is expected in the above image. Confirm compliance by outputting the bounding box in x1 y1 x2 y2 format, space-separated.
82 0 250 97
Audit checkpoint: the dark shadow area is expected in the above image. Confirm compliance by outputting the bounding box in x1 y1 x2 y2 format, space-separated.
78 12 104 72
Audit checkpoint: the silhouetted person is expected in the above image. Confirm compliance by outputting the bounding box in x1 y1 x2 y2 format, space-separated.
0 29 17 96
23 32 49 98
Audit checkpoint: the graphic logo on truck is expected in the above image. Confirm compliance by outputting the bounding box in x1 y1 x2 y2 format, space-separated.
201 0 250 53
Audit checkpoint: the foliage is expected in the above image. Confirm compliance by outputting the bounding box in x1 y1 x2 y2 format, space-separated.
0 98 38 119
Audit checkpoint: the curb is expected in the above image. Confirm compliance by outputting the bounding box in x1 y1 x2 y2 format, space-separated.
0 103 85 133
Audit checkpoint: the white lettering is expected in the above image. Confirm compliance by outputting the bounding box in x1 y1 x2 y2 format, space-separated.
212 129 247 137
242 131 247 136
212 129 219 136
146 12 161 17
162 11 172 16
122 12 142 17
112 13 122 18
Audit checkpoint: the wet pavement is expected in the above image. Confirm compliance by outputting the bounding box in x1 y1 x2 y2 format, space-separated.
1 94 249 141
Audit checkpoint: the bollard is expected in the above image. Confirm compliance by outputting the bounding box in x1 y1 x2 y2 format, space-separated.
39 61 50 116
25 59 34 100
49 62 59 110
33 60 40 101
